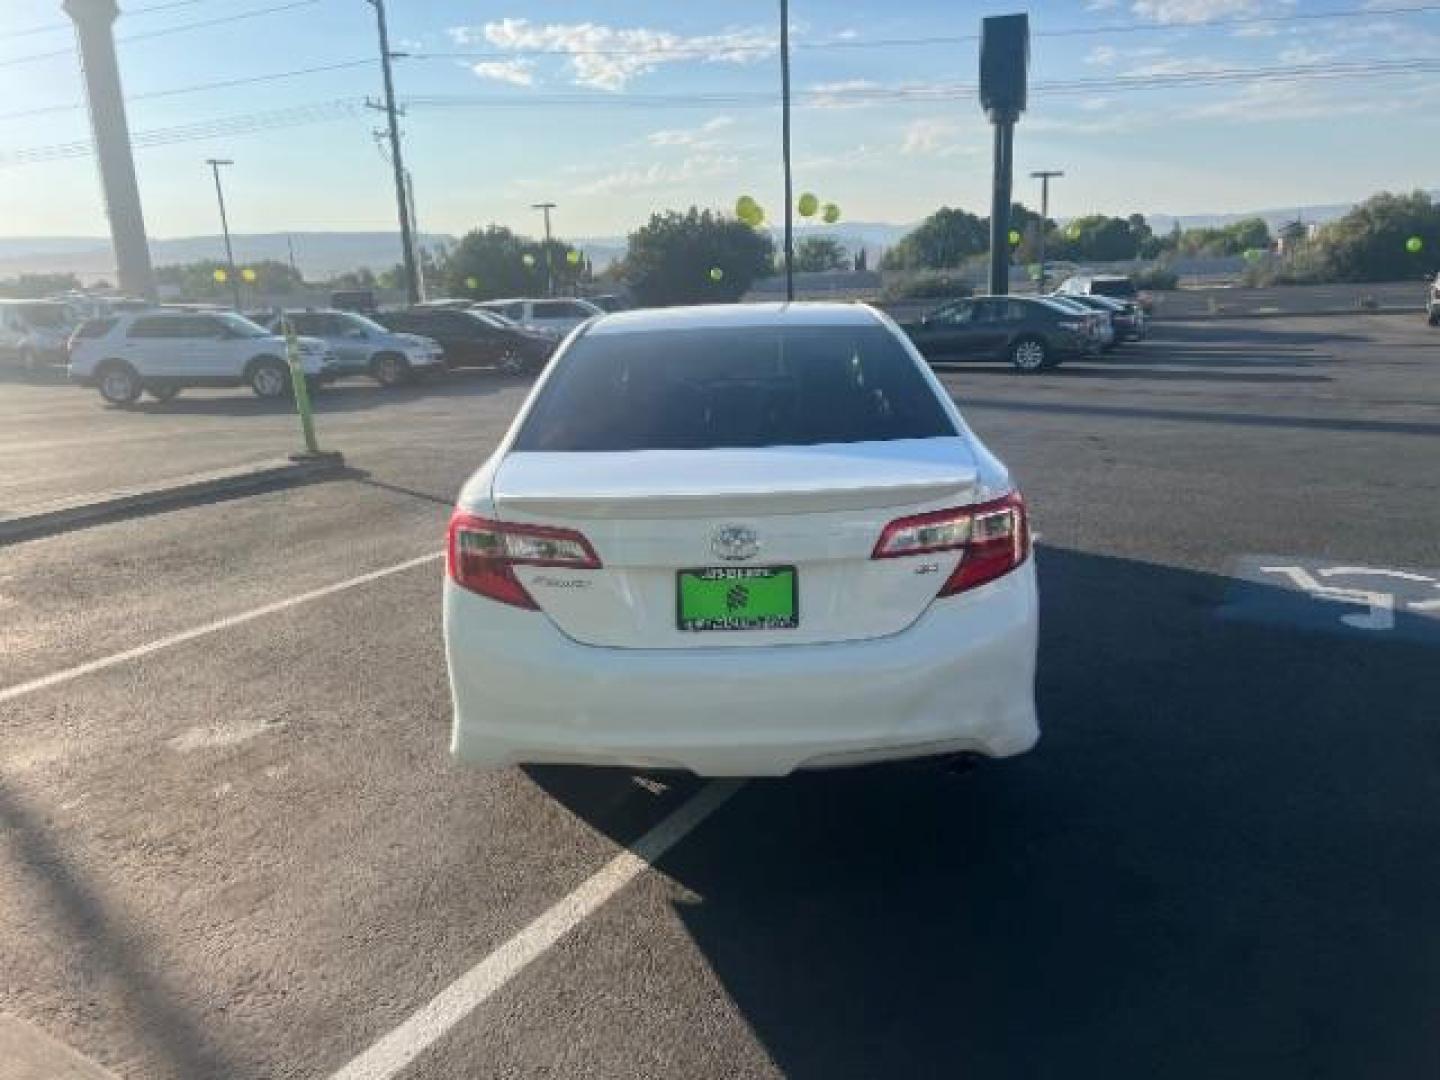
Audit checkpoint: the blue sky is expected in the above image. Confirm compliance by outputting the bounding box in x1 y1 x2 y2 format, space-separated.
2 0 1438 241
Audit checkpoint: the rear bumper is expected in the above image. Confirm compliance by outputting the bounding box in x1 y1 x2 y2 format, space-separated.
445 560 1039 777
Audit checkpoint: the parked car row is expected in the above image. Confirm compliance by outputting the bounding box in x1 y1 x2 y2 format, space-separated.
60 297 594 405
899 275 1148 372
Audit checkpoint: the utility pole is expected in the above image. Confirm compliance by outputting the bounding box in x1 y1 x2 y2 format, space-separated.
206 158 241 311
532 202 556 296
63 0 156 301
366 0 419 304
406 170 426 301
286 234 300 280
1030 170 1063 292
779 0 795 302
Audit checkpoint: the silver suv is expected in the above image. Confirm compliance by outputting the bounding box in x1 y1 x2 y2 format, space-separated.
0 299 74 373
267 309 444 386
68 309 335 405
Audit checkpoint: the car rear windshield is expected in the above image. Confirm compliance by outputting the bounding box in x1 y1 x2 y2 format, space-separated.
1092 279 1137 297
17 303 69 328
513 324 956 452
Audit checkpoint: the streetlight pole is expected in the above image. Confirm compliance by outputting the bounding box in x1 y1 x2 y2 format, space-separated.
206 158 241 311
779 0 794 302
1030 169 1064 292
532 202 556 296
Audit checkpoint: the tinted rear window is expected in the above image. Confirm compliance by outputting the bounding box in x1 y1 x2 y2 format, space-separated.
514 324 956 452
1092 279 1136 297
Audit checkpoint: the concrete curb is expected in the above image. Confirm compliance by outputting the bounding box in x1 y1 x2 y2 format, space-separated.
0 1015 121 1080
1158 305 1425 321
0 452 346 546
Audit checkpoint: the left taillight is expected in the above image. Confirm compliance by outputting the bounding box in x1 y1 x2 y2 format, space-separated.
447 511 601 609
872 491 1029 597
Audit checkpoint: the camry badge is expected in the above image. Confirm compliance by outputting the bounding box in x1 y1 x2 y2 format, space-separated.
712 525 760 562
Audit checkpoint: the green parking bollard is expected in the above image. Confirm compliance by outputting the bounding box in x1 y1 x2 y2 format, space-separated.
282 317 321 456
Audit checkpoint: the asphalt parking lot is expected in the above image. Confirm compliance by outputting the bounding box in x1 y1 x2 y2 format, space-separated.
3 312 1439 1079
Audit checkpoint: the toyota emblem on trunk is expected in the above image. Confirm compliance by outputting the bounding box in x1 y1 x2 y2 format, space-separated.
712 526 760 561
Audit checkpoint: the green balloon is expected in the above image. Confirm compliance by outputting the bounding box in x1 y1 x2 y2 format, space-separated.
566 249 581 266
1407 236 1424 254
737 196 765 228
1008 229 1021 246
709 267 724 282
821 202 840 224
1243 248 1262 263
522 253 536 267
797 192 819 218
465 276 479 290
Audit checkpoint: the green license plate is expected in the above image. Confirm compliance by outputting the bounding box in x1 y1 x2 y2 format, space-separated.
677 566 799 632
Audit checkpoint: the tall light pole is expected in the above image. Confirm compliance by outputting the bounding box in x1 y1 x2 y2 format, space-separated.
1030 169 1063 292
779 0 795 302
63 0 156 300
366 0 420 304
532 202 556 296
206 158 241 311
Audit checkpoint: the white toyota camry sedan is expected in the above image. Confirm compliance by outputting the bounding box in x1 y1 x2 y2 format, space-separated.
444 303 1039 777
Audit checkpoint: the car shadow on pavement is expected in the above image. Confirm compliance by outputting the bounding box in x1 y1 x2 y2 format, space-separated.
533 545 1440 1079
1149 323 1367 348
955 397 1440 439
945 366 1331 385
120 371 525 418
0 781 254 1078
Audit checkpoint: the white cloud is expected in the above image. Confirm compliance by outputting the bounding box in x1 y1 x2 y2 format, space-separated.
570 153 742 195
1277 45 1335 64
806 79 884 109
470 59 535 86
1123 54 1232 76
1129 0 1264 25
900 118 970 158
1086 0 1121 9
1078 95 1114 111
1085 45 1119 65
646 116 735 148
450 19 773 91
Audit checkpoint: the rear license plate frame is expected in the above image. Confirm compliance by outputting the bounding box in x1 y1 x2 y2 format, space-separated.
676 565 799 632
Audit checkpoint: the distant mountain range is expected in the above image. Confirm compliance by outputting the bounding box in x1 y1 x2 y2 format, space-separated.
2 195 1434 282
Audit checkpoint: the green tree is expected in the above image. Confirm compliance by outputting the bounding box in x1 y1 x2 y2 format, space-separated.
155 259 303 299
1313 191 1440 281
0 272 82 298
794 237 849 272
854 247 869 272
438 226 587 298
621 208 774 306
1054 215 1141 261
881 207 988 271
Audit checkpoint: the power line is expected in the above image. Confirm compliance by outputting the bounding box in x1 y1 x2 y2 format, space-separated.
4 56 1439 167
0 59 375 123
0 0 322 67
416 3 1440 62
0 0 220 42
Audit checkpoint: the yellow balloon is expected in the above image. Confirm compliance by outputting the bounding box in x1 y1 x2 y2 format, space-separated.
212 268 228 283
1008 230 1021 246
821 202 840 224
566 249 582 266
709 267 724 281
1407 236 1424 254
465 276 479 290
797 192 819 218
241 267 257 283
522 253 536 267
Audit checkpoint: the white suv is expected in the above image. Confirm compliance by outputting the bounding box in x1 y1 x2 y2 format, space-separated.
474 298 603 338
68 309 335 405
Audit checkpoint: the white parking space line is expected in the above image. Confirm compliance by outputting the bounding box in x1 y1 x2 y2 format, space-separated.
328 779 745 1080
0 552 443 706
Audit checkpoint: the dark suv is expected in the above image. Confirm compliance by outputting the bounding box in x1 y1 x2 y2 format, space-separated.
1428 273 1439 326
371 307 555 374
901 296 1094 372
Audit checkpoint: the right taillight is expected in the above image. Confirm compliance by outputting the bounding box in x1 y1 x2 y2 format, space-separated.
447 511 601 609
872 491 1029 597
